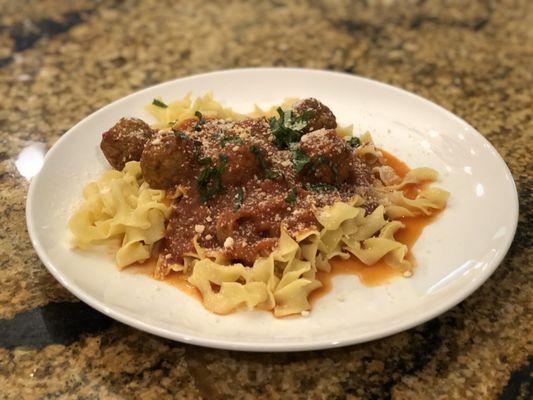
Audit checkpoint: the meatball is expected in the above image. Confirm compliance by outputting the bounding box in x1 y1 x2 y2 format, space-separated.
230 117 270 139
216 118 267 186
299 129 353 185
100 117 154 170
220 145 261 186
140 130 198 189
292 98 337 133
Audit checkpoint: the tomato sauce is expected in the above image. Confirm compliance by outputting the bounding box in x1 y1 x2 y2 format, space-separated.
128 148 439 305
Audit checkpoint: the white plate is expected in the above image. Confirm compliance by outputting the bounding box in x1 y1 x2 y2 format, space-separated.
26 68 518 352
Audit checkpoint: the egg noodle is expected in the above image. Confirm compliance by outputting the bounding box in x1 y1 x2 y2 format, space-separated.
69 94 449 317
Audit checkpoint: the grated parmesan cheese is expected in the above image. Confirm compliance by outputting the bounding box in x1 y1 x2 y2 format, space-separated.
224 237 234 248
194 224 205 234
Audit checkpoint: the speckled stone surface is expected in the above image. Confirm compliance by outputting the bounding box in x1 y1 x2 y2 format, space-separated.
0 0 531 398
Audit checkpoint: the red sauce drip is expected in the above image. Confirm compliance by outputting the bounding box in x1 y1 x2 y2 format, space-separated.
381 149 410 178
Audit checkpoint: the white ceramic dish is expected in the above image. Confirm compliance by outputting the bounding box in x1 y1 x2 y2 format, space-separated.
26 68 518 352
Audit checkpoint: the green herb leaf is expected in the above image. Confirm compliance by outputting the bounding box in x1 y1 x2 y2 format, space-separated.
250 145 281 180
347 136 361 148
219 134 244 147
233 187 245 211
268 107 314 149
306 182 336 192
284 188 297 204
264 169 281 180
196 154 228 202
174 130 190 141
194 111 206 131
291 146 311 173
152 98 168 108
198 156 212 165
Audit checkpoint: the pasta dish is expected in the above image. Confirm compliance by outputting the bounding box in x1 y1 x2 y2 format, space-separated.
69 94 448 317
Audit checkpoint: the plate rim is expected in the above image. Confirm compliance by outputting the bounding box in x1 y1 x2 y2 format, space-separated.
26 67 519 352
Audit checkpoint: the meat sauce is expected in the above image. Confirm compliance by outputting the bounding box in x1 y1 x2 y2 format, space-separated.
129 149 437 304
159 116 377 269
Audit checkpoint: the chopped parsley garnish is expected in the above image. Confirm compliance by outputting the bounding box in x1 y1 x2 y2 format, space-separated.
219 134 244 147
173 130 190 141
291 146 311 173
194 111 206 131
198 156 212 165
152 98 168 108
192 135 208 164
268 107 313 149
250 145 281 180
306 182 336 192
233 187 245 211
264 168 281 180
347 136 361 148
284 188 297 204
197 154 228 202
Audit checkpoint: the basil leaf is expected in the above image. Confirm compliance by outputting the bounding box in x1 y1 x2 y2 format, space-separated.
291 146 310 173
264 169 281 180
198 156 212 165
173 130 190 141
152 98 168 108
284 188 297 204
194 111 206 131
219 134 243 147
269 107 314 149
306 182 336 192
347 136 361 148
196 154 228 202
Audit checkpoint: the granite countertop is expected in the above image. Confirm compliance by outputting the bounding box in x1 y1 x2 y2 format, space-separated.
0 0 531 398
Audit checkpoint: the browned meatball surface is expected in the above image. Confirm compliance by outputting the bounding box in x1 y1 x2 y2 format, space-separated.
299 129 354 185
292 98 337 133
100 117 154 170
140 130 198 189
221 145 261 186
190 117 269 187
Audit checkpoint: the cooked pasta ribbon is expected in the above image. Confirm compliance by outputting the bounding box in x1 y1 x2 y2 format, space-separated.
378 168 450 218
146 92 246 128
68 161 171 267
